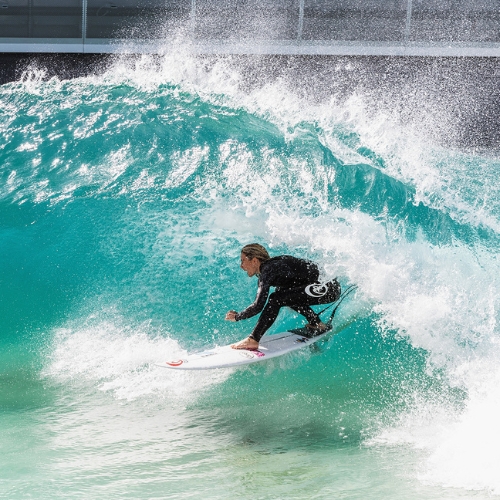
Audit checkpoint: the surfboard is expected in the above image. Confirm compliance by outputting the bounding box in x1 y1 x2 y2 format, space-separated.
157 322 348 371
157 284 358 371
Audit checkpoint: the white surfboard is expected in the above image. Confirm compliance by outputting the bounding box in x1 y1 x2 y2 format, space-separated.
157 322 349 371
157 285 358 371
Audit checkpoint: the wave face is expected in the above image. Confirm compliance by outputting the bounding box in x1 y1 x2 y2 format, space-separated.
1 54 500 499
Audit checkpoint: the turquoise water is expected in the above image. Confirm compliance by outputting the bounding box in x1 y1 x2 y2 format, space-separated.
1 54 500 499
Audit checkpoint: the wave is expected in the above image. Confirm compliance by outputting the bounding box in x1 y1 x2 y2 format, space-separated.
1 52 500 495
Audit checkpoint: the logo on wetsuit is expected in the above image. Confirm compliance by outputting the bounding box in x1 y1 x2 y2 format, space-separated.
305 283 329 297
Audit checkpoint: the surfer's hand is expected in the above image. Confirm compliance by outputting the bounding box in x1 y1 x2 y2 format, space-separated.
225 310 238 321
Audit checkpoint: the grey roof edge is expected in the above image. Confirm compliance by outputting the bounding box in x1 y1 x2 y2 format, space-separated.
1 39 499 57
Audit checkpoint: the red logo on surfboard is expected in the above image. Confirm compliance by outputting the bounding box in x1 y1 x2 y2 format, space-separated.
166 360 184 367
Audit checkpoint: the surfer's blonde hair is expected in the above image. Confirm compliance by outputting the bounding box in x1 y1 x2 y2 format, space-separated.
241 243 270 263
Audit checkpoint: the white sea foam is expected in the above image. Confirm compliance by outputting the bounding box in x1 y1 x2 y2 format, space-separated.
420 365 500 494
44 315 232 402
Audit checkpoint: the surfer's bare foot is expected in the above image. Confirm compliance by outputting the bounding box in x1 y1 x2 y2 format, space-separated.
306 321 328 333
231 337 259 350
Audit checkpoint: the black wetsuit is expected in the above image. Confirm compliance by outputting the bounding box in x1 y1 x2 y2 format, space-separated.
235 255 341 342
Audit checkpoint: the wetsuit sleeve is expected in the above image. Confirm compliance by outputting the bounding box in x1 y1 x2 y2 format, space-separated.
235 280 270 321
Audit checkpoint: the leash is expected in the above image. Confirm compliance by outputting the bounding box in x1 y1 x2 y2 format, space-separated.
320 283 358 327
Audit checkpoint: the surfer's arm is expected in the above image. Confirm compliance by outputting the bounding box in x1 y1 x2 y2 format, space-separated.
234 281 270 321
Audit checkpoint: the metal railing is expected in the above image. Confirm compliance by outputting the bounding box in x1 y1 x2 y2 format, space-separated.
0 0 499 55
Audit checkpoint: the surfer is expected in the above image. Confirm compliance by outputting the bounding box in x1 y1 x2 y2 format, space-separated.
226 243 341 350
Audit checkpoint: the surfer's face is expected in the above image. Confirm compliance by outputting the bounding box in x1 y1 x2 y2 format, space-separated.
240 253 260 277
